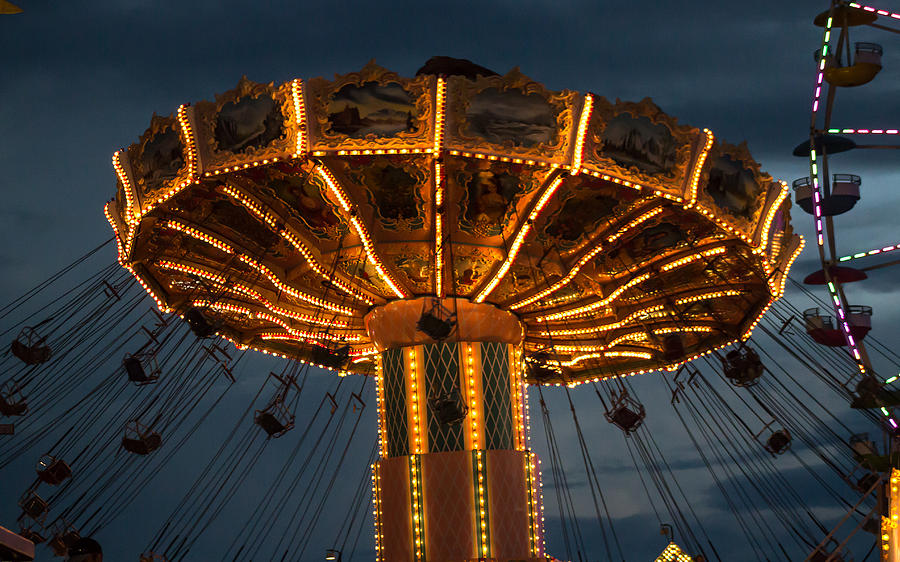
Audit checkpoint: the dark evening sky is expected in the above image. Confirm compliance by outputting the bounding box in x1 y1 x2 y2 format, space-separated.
1 1 898 561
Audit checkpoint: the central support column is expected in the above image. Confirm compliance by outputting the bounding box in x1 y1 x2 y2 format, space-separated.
366 300 545 562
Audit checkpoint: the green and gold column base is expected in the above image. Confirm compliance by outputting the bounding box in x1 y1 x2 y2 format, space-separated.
373 449 544 561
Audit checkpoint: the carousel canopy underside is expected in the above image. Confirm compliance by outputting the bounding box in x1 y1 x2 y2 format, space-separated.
105 60 801 385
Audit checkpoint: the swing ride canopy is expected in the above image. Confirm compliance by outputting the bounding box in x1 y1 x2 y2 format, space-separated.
105 59 801 385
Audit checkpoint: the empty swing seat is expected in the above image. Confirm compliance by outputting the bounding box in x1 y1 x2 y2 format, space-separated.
36 456 71 486
19 493 48 520
66 536 102 562
722 347 764 387
254 410 293 437
123 355 157 385
184 308 215 338
605 392 646 435
428 391 468 426
765 429 792 455
121 432 162 455
525 352 562 383
662 334 684 362
0 390 27 417
311 344 351 370
10 327 51 366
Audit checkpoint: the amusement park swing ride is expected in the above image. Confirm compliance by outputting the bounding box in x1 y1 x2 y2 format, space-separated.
1 2 899 561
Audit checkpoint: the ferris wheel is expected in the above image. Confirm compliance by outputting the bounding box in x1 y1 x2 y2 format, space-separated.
793 1 900 559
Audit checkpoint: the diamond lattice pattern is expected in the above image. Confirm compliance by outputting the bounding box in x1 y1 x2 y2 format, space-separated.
481 342 513 450
423 342 464 452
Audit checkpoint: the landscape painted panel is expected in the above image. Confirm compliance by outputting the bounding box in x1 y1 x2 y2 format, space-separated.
464 88 556 147
214 95 284 154
137 127 184 196
327 82 418 138
599 114 679 176
705 155 758 218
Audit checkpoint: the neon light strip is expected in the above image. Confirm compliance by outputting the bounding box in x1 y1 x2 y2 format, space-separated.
580 169 683 203
104 202 128 265
315 166 407 298
685 129 715 209
509 242 605 310
410 348 422 454
466 343 479 449
541 305 665 337
508 203 666 310
157 224 356 313
158 259 355 317
112 151 136 223
204 156 286 176
163 220 235 254
534 243 728 322
827 128 899 135
433 77 446 154
434 78 447 297
290 79 307 157
535 273 651 322
839 243 900 262
825 280 867 369
660 246 727 271
372 465 383 561
474 175 566 302
561 350 653 367
569 94 593 174
409 455 424 561
551 325 715 354
375 359 387 458
259 332 362 343
448 149 563 169
219 184 374 304
512 347 525 451
811 16 834 114
606 206 665 244
848 2 900 20
772 237 805 299
525 452 538 556
126 265 170 313
177 104 198 180
755 181 790 253
476 449 490 557
190 298 359 343
812 151 828 247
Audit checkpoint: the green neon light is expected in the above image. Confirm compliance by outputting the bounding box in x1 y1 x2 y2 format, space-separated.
839 256 852 262
882 407 890 416
885 376 898 384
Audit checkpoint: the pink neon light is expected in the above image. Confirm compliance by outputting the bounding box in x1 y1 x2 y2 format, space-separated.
848 2 900 20
890 419 898 429
833 128 899 135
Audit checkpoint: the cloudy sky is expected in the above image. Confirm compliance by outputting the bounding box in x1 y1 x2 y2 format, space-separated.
1 1 898 560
